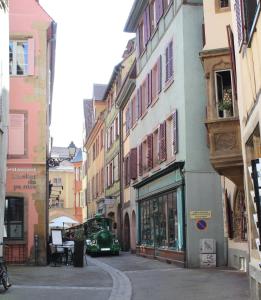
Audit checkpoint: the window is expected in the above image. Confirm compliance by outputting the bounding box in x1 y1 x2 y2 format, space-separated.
141 80 146 115
9 39 34 76
140 190 181 249
114 155 119 182
131 97 137 126
5 197 24 240
53 177 62 186
142 140 148 173
215 70 234 118
244 0 259 40
219 0 229 8
152 63 158 101
165 41 173 83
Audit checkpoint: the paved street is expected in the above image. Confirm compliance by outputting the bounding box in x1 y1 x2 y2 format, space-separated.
1 252 250 300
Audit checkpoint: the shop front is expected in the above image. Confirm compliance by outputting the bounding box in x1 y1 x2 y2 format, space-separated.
135 164 185 265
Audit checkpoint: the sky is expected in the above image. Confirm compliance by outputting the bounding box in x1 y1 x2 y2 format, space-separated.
39 0 135 148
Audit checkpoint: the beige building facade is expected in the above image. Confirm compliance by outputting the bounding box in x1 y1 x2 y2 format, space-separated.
201 0 248 271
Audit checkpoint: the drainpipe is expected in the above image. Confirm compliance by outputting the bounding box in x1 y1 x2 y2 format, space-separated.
119 109 123 247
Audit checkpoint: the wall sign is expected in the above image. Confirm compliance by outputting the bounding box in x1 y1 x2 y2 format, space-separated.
196 219 207 231
190 211 212 219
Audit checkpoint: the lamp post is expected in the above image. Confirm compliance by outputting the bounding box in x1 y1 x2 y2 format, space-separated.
47 141 77 168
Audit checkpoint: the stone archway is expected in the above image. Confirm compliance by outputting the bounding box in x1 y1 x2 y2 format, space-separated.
124 213 130 251
130 210 136 253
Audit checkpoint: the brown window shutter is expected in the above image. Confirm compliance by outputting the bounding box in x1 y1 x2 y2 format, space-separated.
143 11 148 46
139 144 143 176
169 41 173 78
130 148 138 180
124 158 127 187
226 25 237 100
147 134 153 170
173 110 178 154
127 154 131 185
139 87 143 117
147 72 152 106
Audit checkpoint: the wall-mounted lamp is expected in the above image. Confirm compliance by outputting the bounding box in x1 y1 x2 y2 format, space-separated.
47 141 77 168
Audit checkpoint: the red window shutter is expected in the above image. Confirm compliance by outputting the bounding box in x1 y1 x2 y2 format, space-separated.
146 75 149 108
169 41 173 78
226 25 237 100
165 45 169 82
127 154 131 185
159 121 167 161
130 148 138 180
147 72 152 106
173 110 178 154
136 28 140 56
138 87 142 118
139 144 143 176
157 55 162 94
147 134 153 170
235 0 244 46
146 6 151 42
143 12 148 45
156 0 163 23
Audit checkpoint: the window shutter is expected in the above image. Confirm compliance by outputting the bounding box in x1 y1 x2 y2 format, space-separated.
136 28 140 56
143 12 148 46
139 144 143 176
146 6 151 42
226 25 237 100
28 38 35 75
235 0 244 47
159 121 167 161
165 45 169 82
157 55 162 93
146 74 149 108
169 41 173 78
148 72 152 106
130 148 138 180
173 110 178 154
127 154 131 185
156 0 163 23
147 134 153 170
138 87 142 118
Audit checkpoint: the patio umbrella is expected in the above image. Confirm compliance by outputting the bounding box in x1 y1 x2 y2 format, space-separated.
49 216 79 230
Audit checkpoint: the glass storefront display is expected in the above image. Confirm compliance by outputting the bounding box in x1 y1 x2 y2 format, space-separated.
139 189 183 251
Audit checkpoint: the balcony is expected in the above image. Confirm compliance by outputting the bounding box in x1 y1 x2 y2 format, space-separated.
206 117 243 187
201 49 243 188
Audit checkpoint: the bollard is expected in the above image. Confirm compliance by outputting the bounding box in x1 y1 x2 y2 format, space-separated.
34 234 39 265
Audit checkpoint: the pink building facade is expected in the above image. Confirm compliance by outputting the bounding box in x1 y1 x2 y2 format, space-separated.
5 0 56 264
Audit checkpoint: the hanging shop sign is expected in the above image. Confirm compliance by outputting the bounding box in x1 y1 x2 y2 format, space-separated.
190 211 212 220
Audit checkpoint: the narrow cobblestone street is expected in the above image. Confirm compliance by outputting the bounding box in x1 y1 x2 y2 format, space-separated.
1 252 250 300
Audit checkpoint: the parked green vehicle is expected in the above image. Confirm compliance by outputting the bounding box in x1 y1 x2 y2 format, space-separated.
84 215 120 256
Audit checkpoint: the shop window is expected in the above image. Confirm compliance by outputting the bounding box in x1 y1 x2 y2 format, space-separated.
215 70 234 118
5 197 24 240
140 190 180 249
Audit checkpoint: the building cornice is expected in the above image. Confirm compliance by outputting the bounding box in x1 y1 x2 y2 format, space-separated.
124 0 147 32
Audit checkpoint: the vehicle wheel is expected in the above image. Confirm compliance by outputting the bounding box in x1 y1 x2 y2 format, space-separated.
2 272 9 290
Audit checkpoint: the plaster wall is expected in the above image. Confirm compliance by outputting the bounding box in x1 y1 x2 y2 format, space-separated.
0 4 9 257
203 0 232 51
7 0 53 264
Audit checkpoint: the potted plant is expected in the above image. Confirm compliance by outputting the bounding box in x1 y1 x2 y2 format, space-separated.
218 88 233 117
73 228 85 267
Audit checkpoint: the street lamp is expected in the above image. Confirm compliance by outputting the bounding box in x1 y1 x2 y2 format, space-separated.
47 141 77 168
